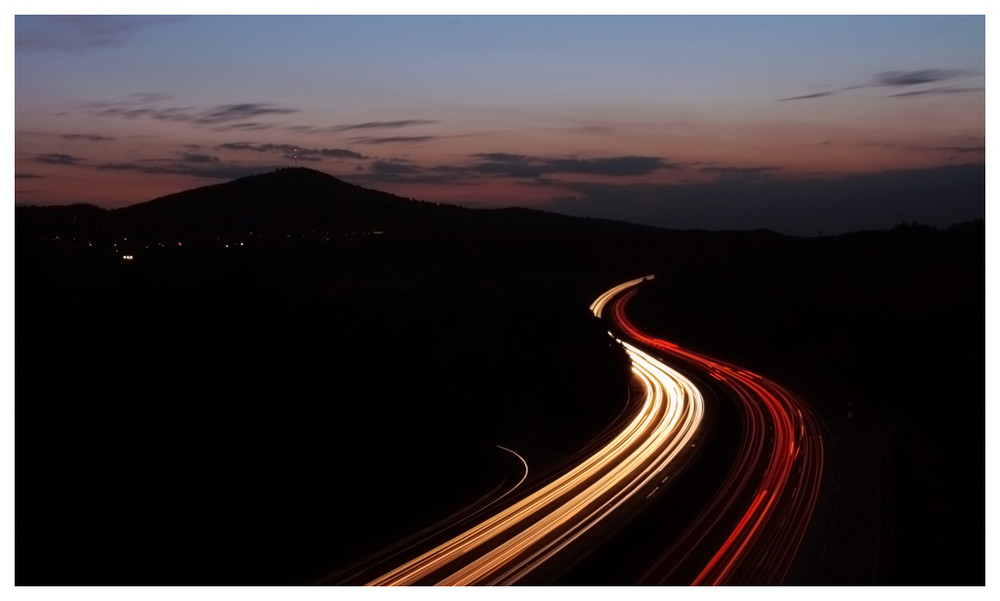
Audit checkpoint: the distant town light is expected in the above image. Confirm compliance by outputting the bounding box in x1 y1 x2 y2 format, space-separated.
122 255 134 261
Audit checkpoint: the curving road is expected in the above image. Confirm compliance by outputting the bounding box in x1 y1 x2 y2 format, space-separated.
364 285 705 585
352 275 824 586
605 280 826 585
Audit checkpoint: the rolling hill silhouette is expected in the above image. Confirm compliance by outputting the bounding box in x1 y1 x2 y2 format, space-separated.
113 167 473 237
18 166 661 250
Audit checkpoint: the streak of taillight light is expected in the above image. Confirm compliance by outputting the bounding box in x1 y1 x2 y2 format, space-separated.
609 285 824 585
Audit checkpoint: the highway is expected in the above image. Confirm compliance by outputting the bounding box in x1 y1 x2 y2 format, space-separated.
605 281 826 585
353 275 823 585
363 282 705 585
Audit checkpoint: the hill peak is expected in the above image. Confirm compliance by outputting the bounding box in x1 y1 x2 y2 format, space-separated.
105 167 471 242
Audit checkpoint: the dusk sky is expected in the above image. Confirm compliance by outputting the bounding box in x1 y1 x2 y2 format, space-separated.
14 11 987 234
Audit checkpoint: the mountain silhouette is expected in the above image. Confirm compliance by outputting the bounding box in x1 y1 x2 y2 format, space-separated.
17 166 664 251
112 167 475 239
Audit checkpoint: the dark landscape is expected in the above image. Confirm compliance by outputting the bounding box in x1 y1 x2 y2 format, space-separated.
15 167 984 585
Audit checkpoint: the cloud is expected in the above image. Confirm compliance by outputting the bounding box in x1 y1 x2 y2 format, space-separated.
83 93 173 109
90 104 192 121
90 144 292 179
96 161 285 180
83 95 298 128
862 140 986 155
886 86 983 98
347 161 482 186
350 135 444 145
873 69 970 87
208 122 280 132
348 152 678 187
216 142 367 160
370 160 423 175
934 145 985 154
37 153 86 165
779 68 979 102
60 134 115 142
332 120 438 131
178 151 219 163
16 16 184 52
700 166 781 182
348 159 472 185
193 103 297 124
777 91 836 102
16 173 44 179
285 120 438 136
467 153 678 178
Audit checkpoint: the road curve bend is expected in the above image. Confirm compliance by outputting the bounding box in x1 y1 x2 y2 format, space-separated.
366 280 705 585
604 278 826 585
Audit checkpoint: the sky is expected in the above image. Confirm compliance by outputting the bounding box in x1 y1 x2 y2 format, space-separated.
12 9 988 235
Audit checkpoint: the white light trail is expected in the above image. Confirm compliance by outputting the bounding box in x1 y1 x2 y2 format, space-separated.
589 274 654 318
368 277 702 586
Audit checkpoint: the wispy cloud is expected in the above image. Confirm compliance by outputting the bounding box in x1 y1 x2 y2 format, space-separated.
350 152 679 186
700 165 781 182
16 16 184 52
350 135 444 145
333 120 438 131
96 161 283 180
873 69 970 87
194 103 298 124
467 153 679 178
177 151 220 163
934 145 985 154
216 142 367 160
886 86 983 98
776 91 836 102
779 68 979 102
82 94 298 128
370 159 423 175
37 153 86 165
282 120 438 136
84 92 173 108
60 133 115 142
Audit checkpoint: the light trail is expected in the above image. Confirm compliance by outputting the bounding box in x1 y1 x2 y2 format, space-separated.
361 274 823 586
606 285 826 585
366 283 704 586
493 445 530 501
589 274 654 318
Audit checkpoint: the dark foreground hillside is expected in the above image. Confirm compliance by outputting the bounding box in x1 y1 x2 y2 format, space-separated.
16 234 635 584
16 169 984 585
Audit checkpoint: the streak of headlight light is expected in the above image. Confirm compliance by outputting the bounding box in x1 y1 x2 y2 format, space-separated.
449 341 704 585
367 330 703 586
494 445 530 500
590 274 654 318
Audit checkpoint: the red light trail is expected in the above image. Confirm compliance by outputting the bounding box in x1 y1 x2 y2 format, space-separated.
606 282 826 585
337 276 824 586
